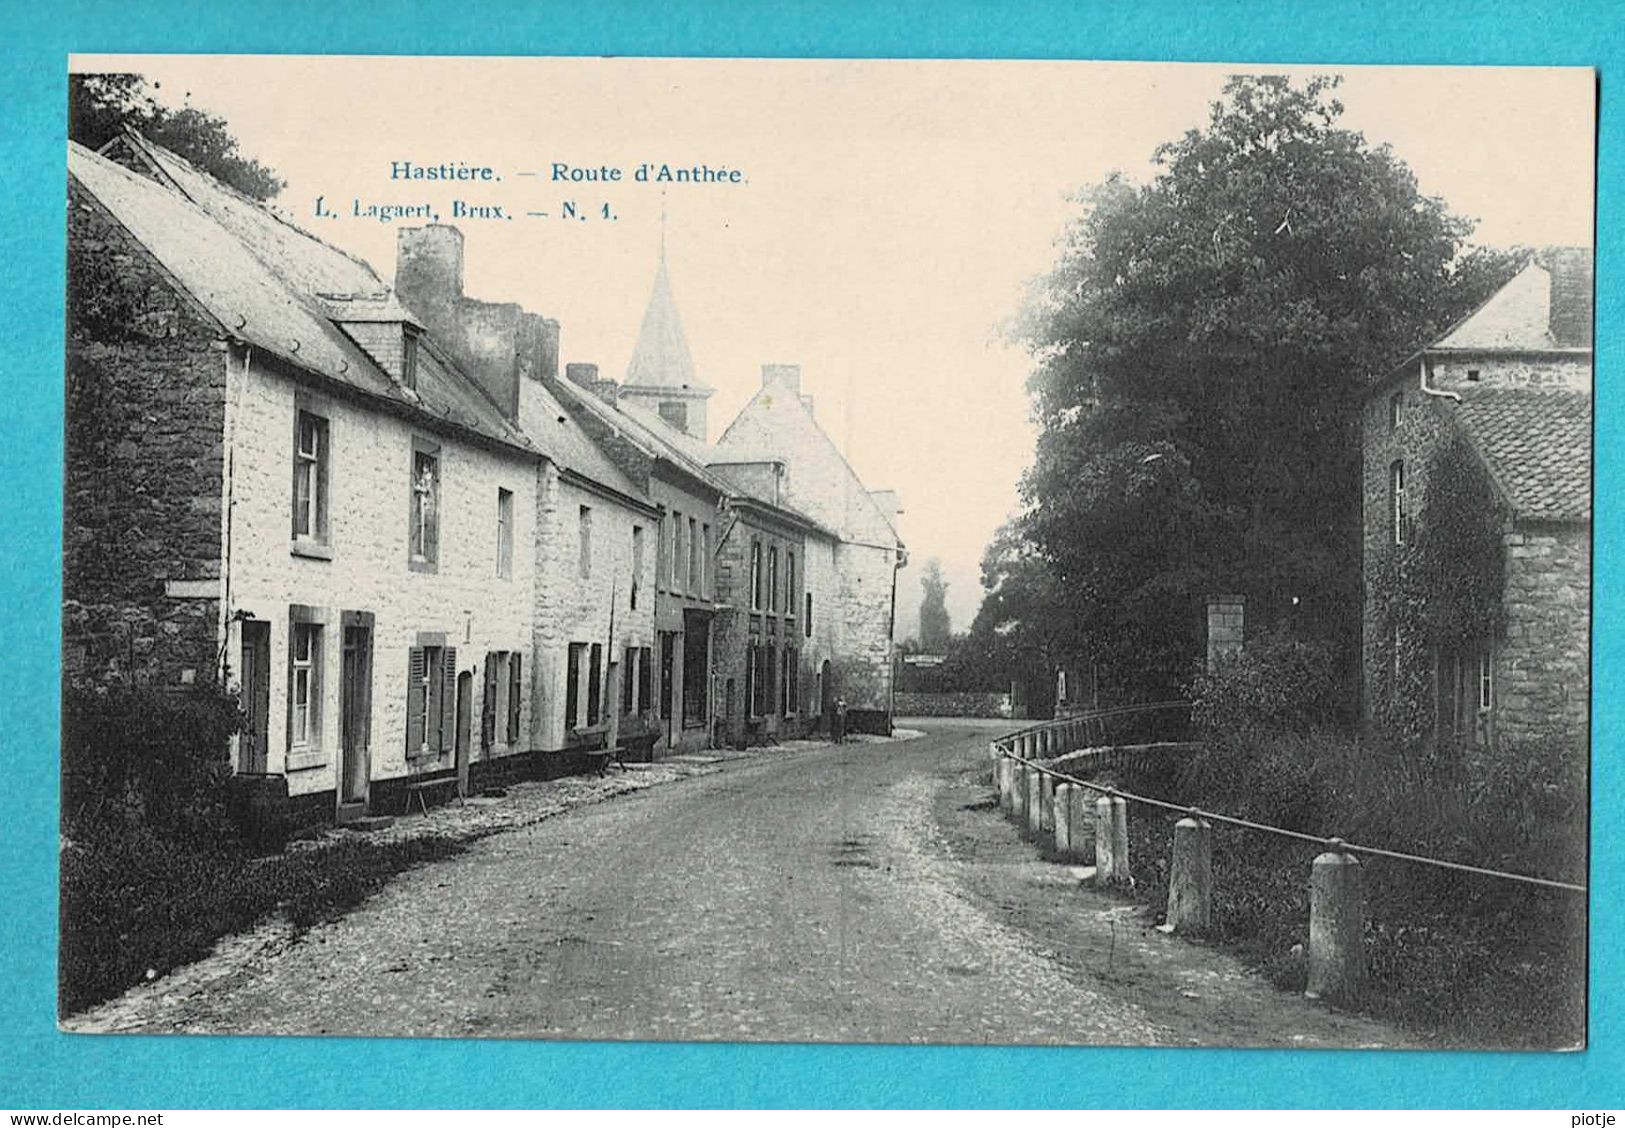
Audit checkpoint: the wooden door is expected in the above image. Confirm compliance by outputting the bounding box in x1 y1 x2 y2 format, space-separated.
238 622 271 773
340 625 372 804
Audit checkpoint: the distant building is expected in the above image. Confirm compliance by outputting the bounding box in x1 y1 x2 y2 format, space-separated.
716 364 908 733
1361 248 1591 751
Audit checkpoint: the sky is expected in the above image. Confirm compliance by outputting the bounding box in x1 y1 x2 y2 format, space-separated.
73 56 1595 637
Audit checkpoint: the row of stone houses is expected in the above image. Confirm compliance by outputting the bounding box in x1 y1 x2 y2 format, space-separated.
65 132 906 823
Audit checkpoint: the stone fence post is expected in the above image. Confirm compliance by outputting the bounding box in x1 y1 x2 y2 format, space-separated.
1306 841 1364 1002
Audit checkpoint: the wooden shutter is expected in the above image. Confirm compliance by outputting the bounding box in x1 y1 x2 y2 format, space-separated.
482 653 498 749
587 644 603 726
638 647 652 716
405 647 426 756
427 648 444 754
566 646 580 730
439 646 457 752
508 652 522 742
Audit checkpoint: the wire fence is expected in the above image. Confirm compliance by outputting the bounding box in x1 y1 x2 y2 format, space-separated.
992 708 1587 896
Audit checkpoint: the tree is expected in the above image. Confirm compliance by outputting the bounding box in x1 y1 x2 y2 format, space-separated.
70 73 284 201
918 558 951 652
1014 74 1520 701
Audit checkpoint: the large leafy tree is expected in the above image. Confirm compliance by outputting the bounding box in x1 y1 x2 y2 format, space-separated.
69 73 284 201
1013 75 1519 700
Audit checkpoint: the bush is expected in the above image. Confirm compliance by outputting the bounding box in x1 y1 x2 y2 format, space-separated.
62 683 242 837
59 826 464 1015
1110 723 1588 1046
1188 628 1341 739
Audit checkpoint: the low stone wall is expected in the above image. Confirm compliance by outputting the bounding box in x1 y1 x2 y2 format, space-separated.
894 691 1013 718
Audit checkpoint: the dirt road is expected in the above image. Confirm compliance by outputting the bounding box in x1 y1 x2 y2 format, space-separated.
68 722 1409 1047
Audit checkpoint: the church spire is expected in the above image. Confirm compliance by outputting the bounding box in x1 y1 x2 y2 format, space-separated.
625 240 705 391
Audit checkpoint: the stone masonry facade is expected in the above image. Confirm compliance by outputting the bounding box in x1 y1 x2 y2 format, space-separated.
64 179 228 690
1362 356 1590 752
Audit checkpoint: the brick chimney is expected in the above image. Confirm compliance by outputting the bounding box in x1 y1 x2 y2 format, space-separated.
566 361 619 405
394 224 529 424
517 311 560 385
1205 595 1245 671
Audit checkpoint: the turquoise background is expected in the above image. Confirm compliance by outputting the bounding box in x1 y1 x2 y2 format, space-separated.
1 0 1618 1109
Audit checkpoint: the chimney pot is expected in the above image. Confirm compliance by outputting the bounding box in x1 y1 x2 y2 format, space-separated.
566 362 599 388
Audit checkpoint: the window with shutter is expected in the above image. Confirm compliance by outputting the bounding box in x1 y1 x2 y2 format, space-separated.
405 646 427 756
565 644 583 729
508 652 523 742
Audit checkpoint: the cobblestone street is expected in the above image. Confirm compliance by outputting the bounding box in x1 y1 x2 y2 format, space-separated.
67 722 1408 1047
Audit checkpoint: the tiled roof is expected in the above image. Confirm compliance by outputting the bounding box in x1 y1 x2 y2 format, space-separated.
1449 387 1591 522
70 140 533 453
551 377 728 495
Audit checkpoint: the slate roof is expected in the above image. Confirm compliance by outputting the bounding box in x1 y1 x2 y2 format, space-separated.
624 256 706 391
1434 246 1593 353
1448 387 1591 522
74 138 538 456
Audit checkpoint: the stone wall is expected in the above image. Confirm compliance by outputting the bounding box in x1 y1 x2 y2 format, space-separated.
1498 523 1590 745
64 179 228 690
1360 376 1451 721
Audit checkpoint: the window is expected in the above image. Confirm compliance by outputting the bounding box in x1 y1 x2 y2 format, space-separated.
578 505 593 578
508 652 524 742
688 517 700 596
658 400 688 432
565 644 586 729
701 523 712 598
406 643 453 758
408 442 440 570
805 592 813 638
292 410 330 547
1389 461 1408 546
496 488 514 579
750 540 763 610
1388 391 1403 431
289 622 321 748
402 326 421 390
623 646 640 715
672 510 685 589
785 552 796 618
630 526 644 610
587 643 604 726
1478 650 1493 712
1466 368 1481 383
780 647 793 714
657 509 669 591
768 547 780 613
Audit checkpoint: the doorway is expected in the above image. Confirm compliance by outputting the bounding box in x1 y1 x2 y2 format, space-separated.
455 670 474 797
339 623 372 806
238 621 270 773
819 659 834 733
